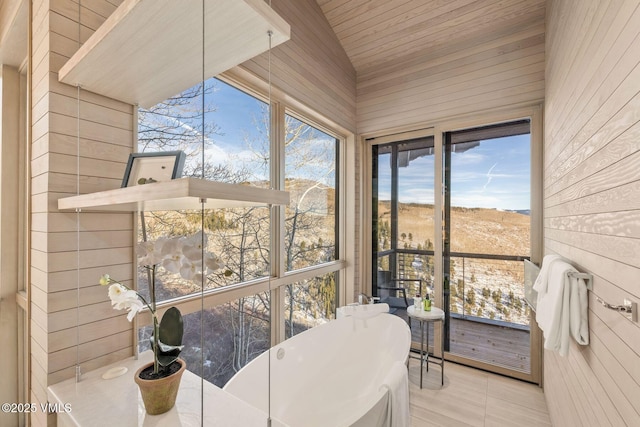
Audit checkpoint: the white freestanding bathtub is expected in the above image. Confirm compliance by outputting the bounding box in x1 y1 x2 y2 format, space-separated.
223 306 411 427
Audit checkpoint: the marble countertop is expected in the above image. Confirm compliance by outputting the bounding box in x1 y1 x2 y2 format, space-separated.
47 351 281 427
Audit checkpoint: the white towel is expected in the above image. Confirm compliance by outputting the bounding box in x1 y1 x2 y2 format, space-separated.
533 255 567 336
379 361 410 427
569 276 589 346
532 254 562 295
534 255 589 356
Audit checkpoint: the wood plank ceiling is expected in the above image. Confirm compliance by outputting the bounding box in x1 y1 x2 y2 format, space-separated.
316 0 546 75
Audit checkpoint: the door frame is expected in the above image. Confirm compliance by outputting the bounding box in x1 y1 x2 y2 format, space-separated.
361 104 543 384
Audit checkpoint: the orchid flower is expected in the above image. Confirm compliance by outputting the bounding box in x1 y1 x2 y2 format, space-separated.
204 252 223 272
102 231 223 374
138 237 168 266
103 278 155 323
161 251 183 274
181 231 207 262
179 257 203 282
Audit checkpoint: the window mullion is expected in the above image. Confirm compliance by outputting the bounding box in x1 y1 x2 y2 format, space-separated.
270 100 286 345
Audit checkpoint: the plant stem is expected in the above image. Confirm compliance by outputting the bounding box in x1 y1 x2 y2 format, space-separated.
140 212 159 374
140 212 153 300
151 266 159 374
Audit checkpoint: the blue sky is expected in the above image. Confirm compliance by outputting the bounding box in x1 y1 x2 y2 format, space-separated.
451 134 530 210
155 78 530 210
208 79 265 152
203 79 336 184
377 134 531 211
197 78 268 178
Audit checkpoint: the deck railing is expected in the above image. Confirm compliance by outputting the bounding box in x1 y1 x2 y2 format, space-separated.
376 250 531 329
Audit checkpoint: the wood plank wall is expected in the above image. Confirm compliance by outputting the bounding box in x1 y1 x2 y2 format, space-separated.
543 0 640 425
30 1 133 425
240 0 357 134
355 2 545 134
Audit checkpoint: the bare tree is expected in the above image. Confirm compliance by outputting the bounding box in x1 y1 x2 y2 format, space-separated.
138 81 222 178
137 80 338 385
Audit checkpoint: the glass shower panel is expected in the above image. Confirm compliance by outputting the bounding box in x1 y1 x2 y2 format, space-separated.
139 292 272 389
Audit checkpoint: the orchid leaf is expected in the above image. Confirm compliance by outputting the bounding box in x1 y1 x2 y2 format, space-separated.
151 307 184 368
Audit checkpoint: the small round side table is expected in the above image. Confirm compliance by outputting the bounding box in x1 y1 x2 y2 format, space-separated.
407 305 445 387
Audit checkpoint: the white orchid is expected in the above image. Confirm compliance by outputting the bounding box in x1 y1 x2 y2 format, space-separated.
179 257 203 282
123 297 145 321
204 252 223 272
108 282 130 304
159 235 193 274
161 251 183 274
138 237 168 266
104 281 151 322
102 231 224 374
100 274 179 375
139 231 223 282
181 231 207 262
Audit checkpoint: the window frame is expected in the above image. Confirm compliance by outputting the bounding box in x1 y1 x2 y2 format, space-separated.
133 76 349 350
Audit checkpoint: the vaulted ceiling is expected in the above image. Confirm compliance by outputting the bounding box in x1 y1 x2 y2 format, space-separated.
316 0 546 75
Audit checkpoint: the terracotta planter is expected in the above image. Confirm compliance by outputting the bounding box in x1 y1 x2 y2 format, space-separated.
134 358 186 415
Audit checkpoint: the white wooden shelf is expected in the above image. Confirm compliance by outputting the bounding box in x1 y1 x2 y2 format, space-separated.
57 178 289 212
58 0 290 108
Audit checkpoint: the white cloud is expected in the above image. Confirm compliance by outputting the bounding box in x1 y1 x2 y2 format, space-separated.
482 162 498 192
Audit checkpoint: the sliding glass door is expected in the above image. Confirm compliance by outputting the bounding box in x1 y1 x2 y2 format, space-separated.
443 120 535 380
371 119 540 382
372 135 435 347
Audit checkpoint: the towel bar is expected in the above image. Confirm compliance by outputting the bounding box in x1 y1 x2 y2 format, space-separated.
596 297 638 322
566 271 637 322
523 260 594 312
566 271 593 290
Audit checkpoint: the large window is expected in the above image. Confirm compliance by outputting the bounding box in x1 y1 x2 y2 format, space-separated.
284 272 337 339
283 114 338 337
136 78 342 386
137 79 272 305
284 114 337 272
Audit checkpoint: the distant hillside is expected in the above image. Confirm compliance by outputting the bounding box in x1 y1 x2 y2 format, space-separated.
285 178 336 214
506 209 531 216
378 200 531 324
378 201 530 256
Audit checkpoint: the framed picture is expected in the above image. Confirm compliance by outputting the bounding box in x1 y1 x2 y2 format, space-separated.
121 151 186 187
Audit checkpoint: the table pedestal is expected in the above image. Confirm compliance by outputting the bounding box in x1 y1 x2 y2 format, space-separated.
407 305 445 388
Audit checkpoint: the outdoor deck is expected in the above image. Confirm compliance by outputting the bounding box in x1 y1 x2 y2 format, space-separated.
408 315 531 374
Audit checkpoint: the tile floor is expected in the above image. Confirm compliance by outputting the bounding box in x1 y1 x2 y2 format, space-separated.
408 359 552 426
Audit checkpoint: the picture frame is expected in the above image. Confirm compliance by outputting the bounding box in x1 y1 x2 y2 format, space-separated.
121 151 187 188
